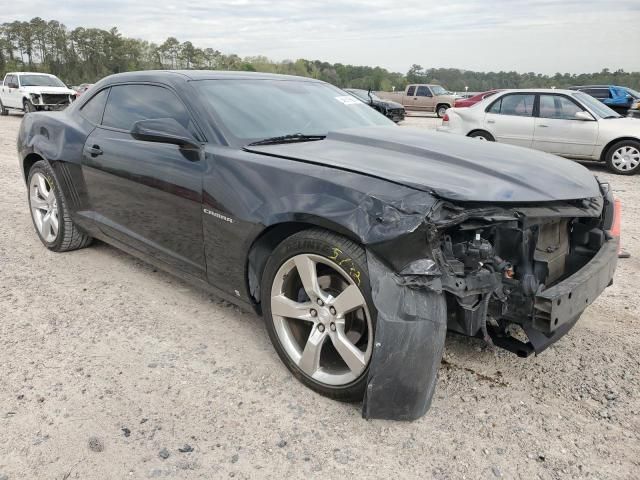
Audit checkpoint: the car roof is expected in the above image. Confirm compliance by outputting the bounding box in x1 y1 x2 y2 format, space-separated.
7 72 58 76
100 70 322 84
493 88 579 95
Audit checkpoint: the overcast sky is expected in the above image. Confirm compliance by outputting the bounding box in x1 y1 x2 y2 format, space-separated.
6 0 640 74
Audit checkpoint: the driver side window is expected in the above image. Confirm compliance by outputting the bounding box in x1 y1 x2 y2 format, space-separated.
539 95 583 120
416 86 432 97
101 84 200 139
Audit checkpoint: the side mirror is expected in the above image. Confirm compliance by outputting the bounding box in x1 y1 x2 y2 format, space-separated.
574 111 594 121
130 118 200 149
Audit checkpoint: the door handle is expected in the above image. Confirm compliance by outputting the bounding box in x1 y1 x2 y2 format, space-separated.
487 120 495 124
538 124 548 128
86 145 103 157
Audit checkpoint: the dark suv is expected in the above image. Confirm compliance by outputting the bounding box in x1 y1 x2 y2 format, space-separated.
569 85 640 117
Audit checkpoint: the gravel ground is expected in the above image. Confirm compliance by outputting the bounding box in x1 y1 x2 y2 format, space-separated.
1 111 639 479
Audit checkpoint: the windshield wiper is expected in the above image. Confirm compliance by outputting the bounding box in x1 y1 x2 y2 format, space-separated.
246 133 326 147
603 115 621 119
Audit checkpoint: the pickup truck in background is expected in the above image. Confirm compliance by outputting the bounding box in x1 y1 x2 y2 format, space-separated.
0 72 76 115
376 84 458 117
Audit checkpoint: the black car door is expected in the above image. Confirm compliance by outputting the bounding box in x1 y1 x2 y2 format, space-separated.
81 83 206 278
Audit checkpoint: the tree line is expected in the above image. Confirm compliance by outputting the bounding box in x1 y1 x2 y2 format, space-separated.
2 18 639 92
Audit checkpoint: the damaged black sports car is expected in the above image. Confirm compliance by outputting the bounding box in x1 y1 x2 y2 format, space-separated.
344 88 406 122
18 71 619 421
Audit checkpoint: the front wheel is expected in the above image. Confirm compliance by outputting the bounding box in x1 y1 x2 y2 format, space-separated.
23 99 36 113
605 140 640 175
261 229 374 401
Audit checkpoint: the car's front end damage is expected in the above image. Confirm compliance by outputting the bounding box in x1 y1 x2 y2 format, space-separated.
28 92 74 111
243 127 619 421
362 181 618 420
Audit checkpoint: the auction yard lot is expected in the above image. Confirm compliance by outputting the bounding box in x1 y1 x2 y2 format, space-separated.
1 112 639 479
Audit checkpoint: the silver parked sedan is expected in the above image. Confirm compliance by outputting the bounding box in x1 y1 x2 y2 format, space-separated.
437 88 640 175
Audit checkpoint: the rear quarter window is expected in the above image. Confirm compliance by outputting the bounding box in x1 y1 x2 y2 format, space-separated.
79 88 109 125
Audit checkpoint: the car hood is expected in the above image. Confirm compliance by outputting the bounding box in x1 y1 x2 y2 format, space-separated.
246 127 601 203
21 86 75 95
375 99 404 110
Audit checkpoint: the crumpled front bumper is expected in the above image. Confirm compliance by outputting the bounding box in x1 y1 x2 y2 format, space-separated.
525 237 618 353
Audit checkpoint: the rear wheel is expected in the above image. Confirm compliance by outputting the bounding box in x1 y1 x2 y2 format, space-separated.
27 160 92 252
468 130 495 141
0 99 8 116
436 104 449 118
605 140 640 175
261 229 374 401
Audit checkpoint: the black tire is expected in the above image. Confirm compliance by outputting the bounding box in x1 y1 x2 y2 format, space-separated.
0 99 8 116
27 160 92 252
261 228 375 402
23 99 36 113
468 130 495 141
605 139 640 175
436 104 449 118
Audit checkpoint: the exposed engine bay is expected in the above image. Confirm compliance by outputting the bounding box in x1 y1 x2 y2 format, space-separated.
428 192 618 357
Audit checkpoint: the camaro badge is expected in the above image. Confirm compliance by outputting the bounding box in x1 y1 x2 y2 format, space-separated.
203 208 234 224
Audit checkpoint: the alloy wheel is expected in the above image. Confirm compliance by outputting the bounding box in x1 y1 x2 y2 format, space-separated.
270 253 373 386
612 146 640 172
29 172 59 243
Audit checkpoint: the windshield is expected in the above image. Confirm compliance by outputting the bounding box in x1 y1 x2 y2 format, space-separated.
195 79 394 143
347 89 382 102
430 85 448 96
19 74 66 88
626 87 640 99
573 92 620 118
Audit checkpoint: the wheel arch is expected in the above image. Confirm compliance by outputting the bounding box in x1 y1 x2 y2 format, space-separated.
22 152 46 183
245 219 363 312
599 136 640 162
467 129 494 139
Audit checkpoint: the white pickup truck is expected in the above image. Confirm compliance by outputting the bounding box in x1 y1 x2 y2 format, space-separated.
0 72 76 115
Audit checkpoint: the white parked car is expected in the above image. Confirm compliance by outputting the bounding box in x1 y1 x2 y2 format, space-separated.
437 89 640 175
0 72 76 114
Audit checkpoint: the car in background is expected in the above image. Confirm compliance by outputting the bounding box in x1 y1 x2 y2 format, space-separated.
454 89 502 108
568 85 640 116
377 84 457 117
74 83 94 98
344 88 405 122
0 72 76 113
437 88 640 175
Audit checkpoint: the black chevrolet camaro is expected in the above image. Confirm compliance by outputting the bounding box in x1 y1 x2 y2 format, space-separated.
18 71 619 420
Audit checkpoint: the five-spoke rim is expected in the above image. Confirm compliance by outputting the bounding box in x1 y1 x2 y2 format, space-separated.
30 172 59 243
270 253 373 386
612 145 640 172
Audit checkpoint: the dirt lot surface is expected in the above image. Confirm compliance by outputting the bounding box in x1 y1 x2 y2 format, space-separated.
1 112 639 479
